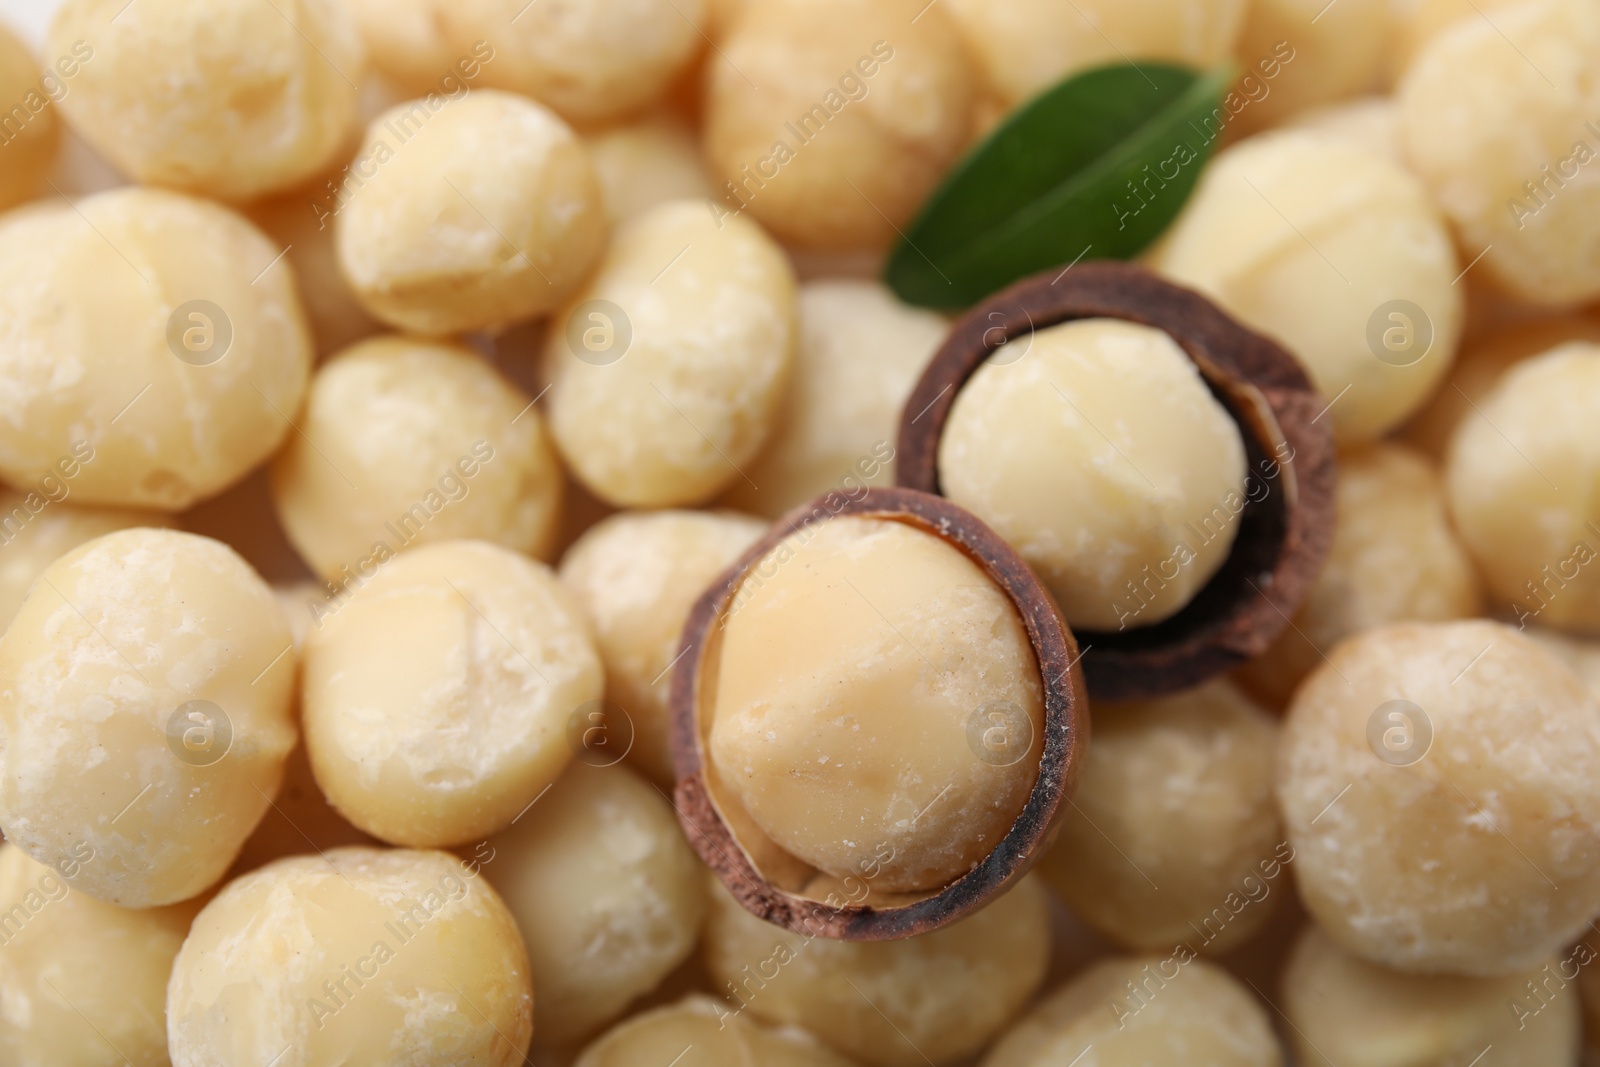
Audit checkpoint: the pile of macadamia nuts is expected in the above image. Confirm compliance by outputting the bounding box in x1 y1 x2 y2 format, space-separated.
4 0 1600 1064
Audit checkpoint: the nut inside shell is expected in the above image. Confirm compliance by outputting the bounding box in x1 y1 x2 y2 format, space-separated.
668 486 1089 940
896 262 1337 703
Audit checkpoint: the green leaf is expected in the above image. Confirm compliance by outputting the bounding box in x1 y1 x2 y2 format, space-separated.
885 62 1234 310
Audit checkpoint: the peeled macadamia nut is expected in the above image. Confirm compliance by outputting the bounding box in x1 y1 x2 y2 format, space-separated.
1236 443 1481 709
1446 343 1600 632
167 848 533 1067
271 336 564 582
703 875 1050 1067
545 200 796 508
1155 129 1461 444
48 0 362 200
1403 315 1600 461
1400 0 1600 305
938 318 1247 631
246 185 380 357
0 187 311 511
0 843 198 1067
982 956 1282 1067
1282 926 1581 1067
1286 96 1403 163
1278 620 1600 975
577 996 858 1067
0 495 167 631
1389 0 1523 81
303 540 602 848
335 90 606 336
482 763 705 1044
710 515 1043 893
1039 680 1285 955
0 528 297 907
944 0 1247 106
344 0 458 93
558 509 767 785
1230 0 1387 133
705 0 973 249
437 0 704 126
585 114 715 224
723 281 945 519
0 25 61 212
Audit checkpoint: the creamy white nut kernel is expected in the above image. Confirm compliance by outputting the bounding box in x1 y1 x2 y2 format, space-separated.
0 843 199 1067
705 0 973 249
0 495 169 632
545 199 796 508
302 541 603 848
271 336 564 582
981 955 1282 1067
1446 342 1600 632
47 0 363 200
723 280 945 520
0 528 297 907
575 995 857 1067
166 848 533 1067
1155 129 1462 444
703 875 1050 1067
558 509 767 785
1278 620 1600 975
584 114 715 225
481 763 705 1044
0 187 311 511
938 318 1247 631
710 516 1044 893
335 89 606 336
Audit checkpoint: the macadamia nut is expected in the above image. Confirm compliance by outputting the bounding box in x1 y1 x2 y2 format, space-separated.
1039 680 1285 955
166 848 533 1067
302 540 603 848
271 336 564 582
1286 96 1403 163
0 843 198 1067
0 528 297 907
438 0 705 126
1155 129 1461 444
343 0 458 93
1399 0 1600 305
703 875 1050 1067
1230 0 1387 133
705 0 973 249
585 114 715 224
335 89 606 335
246 185 380 358
0 495 167 631
544 200 796 508
711 516 1043 893
1278 620 1600 975
723 281 944 519
558 509 767 785
944 0 1247 106
48 0 363 200
0 25 61 212
0 187 311 510
1281 925 1582 1067
1236 443 1481 709
1445 343 1600 632
481 763 705 1044
981 956 1282 1067
1403 315 1600 461
576 995 858 1067
938 318 1247 631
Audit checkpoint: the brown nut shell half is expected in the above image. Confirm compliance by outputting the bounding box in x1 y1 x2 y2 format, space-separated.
896 262 1336 702
668 486 1089 941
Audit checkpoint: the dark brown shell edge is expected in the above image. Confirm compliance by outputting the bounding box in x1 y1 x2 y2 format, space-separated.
668 486 1089 940
896 261 1337 702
